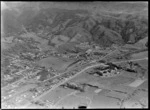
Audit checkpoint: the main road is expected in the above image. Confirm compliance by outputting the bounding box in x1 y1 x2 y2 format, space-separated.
25 55 148 107
24 62 107 107
24 48 121 107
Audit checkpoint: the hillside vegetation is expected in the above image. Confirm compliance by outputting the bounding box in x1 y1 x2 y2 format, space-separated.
2 2 148 48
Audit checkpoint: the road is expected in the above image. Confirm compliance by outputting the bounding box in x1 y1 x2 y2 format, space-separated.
33 57 148 108
29 48 120 85
24 62 107 107
4 57 147 105
4 46 148 108
2 48 118 108
23 48 121 107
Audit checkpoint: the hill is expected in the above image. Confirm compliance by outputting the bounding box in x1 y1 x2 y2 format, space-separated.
2 2 148 48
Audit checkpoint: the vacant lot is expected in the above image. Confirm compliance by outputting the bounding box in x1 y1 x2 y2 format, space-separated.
39 87 75 105
37 56 74 72
56 94 88 108
131 51 148 59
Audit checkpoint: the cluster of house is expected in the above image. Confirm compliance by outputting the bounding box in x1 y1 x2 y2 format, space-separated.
88 63 122 77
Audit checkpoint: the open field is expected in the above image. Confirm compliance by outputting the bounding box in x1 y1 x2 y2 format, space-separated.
131 51 148 59
39 87 76 105
37 56 74 71
35 56 148 108
55 94 89 108
1 2 148 109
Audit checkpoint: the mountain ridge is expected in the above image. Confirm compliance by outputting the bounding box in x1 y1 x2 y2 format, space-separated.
2 2 148 48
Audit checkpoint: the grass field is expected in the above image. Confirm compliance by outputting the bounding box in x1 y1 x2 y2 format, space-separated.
39 87 75 105
37 56 74 72
131 51 148 59
56 94 88 108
